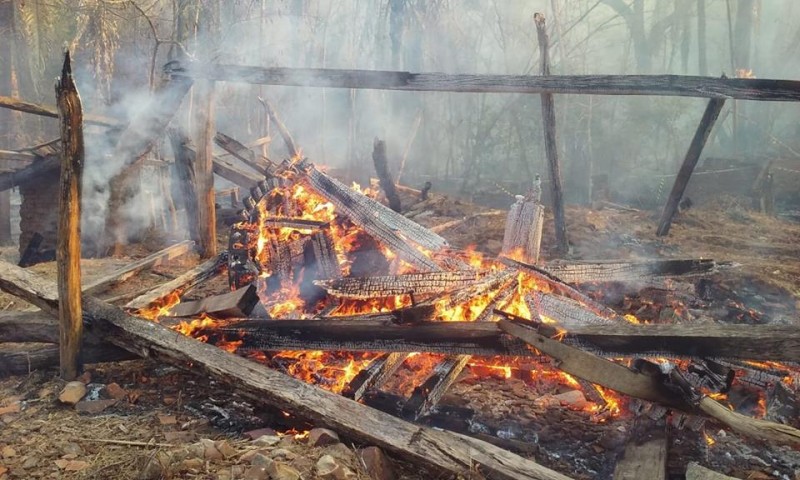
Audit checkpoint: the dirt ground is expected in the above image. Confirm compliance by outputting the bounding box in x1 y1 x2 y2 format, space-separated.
1 189 799 480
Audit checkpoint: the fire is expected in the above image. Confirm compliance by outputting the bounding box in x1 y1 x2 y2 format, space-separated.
134 290 182 320
704 431 716 446
735 68 755 79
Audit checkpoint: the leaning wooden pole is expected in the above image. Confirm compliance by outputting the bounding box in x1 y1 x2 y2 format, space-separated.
534 13 568 255
54 50 85 380
656 98 726 236
372 138 402 213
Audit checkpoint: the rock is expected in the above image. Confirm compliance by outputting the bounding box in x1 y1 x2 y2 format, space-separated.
359 447 396 480
104 383 127 400
77 371 92 384
61 443 84 456
55 459 89 471
244 427 277 440
267 462 301 480
308 428 340 447
315 454 355 480
251 453 273 468
200 439 223 461
214 440 237 459
180 458 204 472
243 466 269 480
323 443 356 463
58 382 87 406
553 390 588 409
270 448 296 461
533 395 560 408
1 446 16 459
75 399 117 414
22 456 39 468
253 435 281 447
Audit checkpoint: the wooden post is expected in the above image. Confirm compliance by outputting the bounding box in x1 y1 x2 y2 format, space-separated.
55 51 84 380
372 139 402 212
656 98 725 236
534 13 568 256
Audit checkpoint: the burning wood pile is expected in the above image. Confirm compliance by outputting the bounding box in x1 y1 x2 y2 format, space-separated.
88 149 796 475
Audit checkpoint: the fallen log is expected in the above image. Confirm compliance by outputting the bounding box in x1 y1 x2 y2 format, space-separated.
498 319 800 446
541 259 720 284
5 315 800 363
0 260 572 480
83 240 195 295
0 343 136 377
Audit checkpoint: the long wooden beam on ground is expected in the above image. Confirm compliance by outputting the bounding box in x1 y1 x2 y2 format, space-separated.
5 316 800 363
498 319 800 446
185 67 800 102
0 260 573 480
0 343 136 377
83 240 194 294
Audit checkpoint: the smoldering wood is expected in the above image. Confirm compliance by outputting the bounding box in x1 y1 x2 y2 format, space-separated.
656 98 726 236
214 131 273 176
502 198 545 264
0 343 137 377
0 150 35 171
0 154 59 192
316 270 487 299
125 253 227 310
0 260 571 480
165 284 259 318
402 355 471 420
534 13 568 256
306 230 341 281
498 319 800 446
168 128 201 244
304 165 445 271
372 139 402 213
0 94 120 127
530 291 619 329
83 240 194 295
541 258 719 284
343 352 407 401
55 51 85 380
188 66 800 102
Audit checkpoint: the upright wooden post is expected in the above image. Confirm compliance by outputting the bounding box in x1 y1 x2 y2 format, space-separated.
534 13 568 256
372 139 402 213
656 98 725 236
55 51 84 380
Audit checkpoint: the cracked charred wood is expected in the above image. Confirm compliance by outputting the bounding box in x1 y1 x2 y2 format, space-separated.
502 197 545 263
304 165 445 271
541 259 720 284
372 139 402 213
0 260 570 480
211 154 262 189
529 291 620 329
657 98 726 236
316 270 487 299
498 319 800 446
125 253 227 311
166 284 259 318
402 355 472 421
187 66 800 102
0 343 136 377
343 352 407 401
55 51 84 380
214 131 274 175
534 14 567 256
168 128 201 244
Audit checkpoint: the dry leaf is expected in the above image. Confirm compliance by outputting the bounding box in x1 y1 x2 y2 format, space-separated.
55 459 88 471
157 415 177 425
0 404 20 416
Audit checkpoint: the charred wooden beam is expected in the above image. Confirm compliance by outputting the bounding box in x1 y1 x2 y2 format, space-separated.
304 165 445 271
502 197 545 263
125 253 227 311
685 462 739 480
530 291 620 329
343 352 407 401
166 284 259 318
0 95 120 127
188 65 800 102
541 258 720 284
259 97 299 159
498 319 800 446
657 98 726 236
83 240 194 295
534 14 568 256
402 355 471 421
0 154 58 192
316 270 487 299
306 230 341 281
0 260 571 480
372 139 402 213
214 131 273 176
212 154 262 189
55 51 85 380
0 150 36 171
0 343 136 377
168 128 201 244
